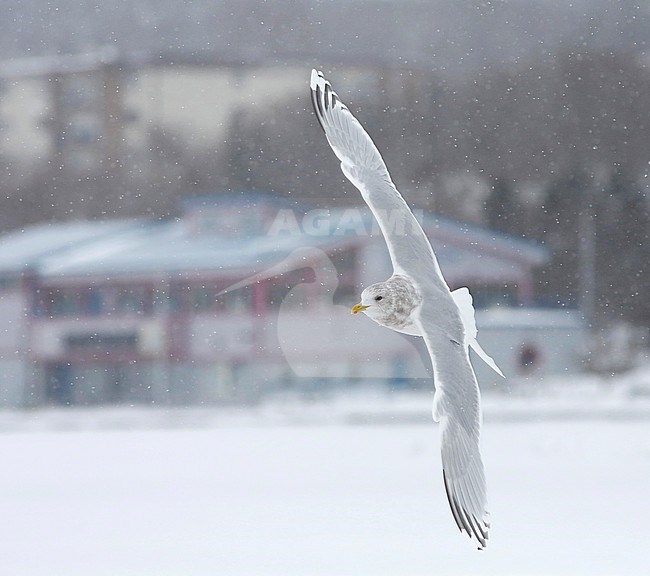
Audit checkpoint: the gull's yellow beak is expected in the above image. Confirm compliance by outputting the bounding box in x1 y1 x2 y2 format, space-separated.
351 303 369 314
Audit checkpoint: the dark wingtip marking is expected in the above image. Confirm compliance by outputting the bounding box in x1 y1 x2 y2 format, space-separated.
309 72 346 132
310 85 325 131
465 511 487 548
443 470 488 549
324 82 331 110
443 470 468 534
473 514 489 540
315 84 325 118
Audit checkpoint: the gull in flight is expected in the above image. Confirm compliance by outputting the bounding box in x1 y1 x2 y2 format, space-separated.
310 69 504 549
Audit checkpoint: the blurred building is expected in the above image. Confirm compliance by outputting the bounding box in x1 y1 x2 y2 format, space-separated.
0 192 563 407
0 49 306 172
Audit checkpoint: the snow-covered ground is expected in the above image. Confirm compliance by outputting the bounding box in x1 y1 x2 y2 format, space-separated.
1 368 650 576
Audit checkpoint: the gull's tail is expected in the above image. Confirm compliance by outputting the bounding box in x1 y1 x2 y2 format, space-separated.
451 287 505 378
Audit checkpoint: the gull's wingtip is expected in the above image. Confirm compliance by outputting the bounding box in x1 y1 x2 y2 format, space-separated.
443 470 489 549
310 69 323 90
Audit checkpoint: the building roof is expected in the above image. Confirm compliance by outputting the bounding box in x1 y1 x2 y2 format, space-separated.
38 219 343 279
0 220 143 275
0 192 548 282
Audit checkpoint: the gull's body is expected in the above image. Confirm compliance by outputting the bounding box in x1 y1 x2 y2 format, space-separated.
310 69 503 549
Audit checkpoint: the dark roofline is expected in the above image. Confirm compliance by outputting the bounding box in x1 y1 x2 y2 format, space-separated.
421 212 549 265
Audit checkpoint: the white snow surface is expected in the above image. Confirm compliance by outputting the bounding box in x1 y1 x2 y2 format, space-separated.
1 368 650 575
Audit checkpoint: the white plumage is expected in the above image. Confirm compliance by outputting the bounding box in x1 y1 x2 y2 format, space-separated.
310 69 504 549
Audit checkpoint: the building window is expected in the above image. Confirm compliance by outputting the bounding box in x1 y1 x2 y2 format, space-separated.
152 286 169 312
190 285 220 312
38 285 154 317
0 275 20 291
45 288 79 316
66 332 139 350
115 286 149 314
170 282 253 314
86 287 104 315
468 284 517 309
267 283 292 309
265 268 316 310
278 283 309 309
170 284 190 312
221 286 251 313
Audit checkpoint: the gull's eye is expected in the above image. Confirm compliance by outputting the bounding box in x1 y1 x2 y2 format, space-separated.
374 295 383 302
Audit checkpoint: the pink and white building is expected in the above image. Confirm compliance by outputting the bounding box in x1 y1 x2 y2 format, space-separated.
0 192 557 407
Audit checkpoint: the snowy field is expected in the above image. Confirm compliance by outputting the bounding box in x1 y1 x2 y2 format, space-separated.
1 373 650 576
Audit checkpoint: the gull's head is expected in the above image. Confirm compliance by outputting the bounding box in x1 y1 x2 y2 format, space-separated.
351 282 392 322
351 276 421 331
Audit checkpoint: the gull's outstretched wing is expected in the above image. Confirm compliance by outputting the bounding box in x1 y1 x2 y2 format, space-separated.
311 69 490 548
310 69 448 295
417 300 490 549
